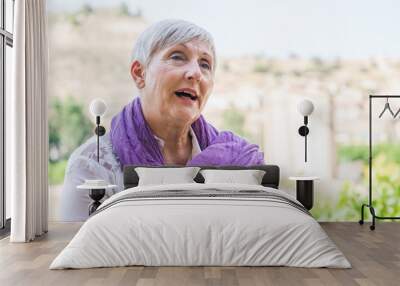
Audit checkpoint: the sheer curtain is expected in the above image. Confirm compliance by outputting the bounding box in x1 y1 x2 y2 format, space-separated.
8 0 49 242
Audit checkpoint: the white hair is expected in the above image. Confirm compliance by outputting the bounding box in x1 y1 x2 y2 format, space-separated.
131 19 217 71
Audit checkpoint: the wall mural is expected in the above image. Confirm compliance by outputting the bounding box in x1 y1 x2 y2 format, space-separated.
47 1 400 222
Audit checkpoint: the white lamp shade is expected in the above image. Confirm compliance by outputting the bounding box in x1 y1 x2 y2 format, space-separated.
297 99 314 116
89 99 107 117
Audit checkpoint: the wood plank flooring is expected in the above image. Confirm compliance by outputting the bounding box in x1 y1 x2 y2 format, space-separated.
0 222 399 286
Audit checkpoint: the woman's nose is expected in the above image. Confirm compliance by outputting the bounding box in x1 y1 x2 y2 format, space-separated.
185 61 202 82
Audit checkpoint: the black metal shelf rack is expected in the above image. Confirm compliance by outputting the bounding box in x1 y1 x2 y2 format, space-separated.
359 95 400 230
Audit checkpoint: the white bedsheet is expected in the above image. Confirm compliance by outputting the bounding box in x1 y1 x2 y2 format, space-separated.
50 183 351 269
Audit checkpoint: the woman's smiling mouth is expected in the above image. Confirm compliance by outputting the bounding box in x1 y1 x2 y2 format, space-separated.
174 88 199 101
175 91 198 101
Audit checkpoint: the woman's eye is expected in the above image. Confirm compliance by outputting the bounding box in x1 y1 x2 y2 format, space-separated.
170 53 185 61
200 61 211 70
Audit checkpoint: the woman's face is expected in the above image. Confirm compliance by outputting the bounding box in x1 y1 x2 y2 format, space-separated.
139 39 215 125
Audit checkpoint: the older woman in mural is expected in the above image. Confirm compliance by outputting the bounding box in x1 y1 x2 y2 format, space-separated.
61 19 264 221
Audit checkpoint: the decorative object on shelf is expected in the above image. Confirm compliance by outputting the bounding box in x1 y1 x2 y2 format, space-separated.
360 95 400 231
289 176 319 210
77 180 117 215
89 98 107 162
297 99 315 162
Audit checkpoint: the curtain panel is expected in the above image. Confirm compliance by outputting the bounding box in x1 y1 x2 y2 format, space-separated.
8 0 49 242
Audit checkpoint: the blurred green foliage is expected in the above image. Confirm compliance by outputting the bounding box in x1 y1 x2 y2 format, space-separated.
49 97 92 185
369 153 400 216
81 4 94 15
119 2 130 16
313 143 400 221
48 160 68 185
253 63 271 73
338 142 400 164
338 144 369 163
222 105 254 142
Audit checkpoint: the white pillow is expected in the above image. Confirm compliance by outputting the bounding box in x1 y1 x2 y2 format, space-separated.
135 167 200 186
200 169 266 185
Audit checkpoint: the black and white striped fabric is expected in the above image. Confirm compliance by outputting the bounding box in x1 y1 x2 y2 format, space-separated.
91 188 310 217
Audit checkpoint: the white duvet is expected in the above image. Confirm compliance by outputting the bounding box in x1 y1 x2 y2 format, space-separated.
50 183 351 269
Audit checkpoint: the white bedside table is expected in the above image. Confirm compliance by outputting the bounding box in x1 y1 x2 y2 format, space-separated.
288 176 319 210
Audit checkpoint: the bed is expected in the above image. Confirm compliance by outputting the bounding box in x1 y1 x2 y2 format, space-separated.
50 165 351 269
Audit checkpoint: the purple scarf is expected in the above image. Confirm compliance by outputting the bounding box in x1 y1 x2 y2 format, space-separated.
110 97 264 168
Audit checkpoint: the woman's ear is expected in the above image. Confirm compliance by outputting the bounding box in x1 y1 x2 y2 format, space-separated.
130 60 146 89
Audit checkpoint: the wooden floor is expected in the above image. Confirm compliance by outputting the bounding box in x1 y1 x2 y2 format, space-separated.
0 222 399 286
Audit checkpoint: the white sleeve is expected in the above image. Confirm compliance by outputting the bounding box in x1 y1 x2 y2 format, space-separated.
59 136 123 222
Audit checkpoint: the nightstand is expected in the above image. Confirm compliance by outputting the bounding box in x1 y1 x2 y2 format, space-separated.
288 176 319 210
78 180 117 215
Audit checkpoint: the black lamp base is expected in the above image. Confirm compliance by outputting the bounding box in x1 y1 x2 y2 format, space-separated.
88 189 105 215
296 180 314 210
